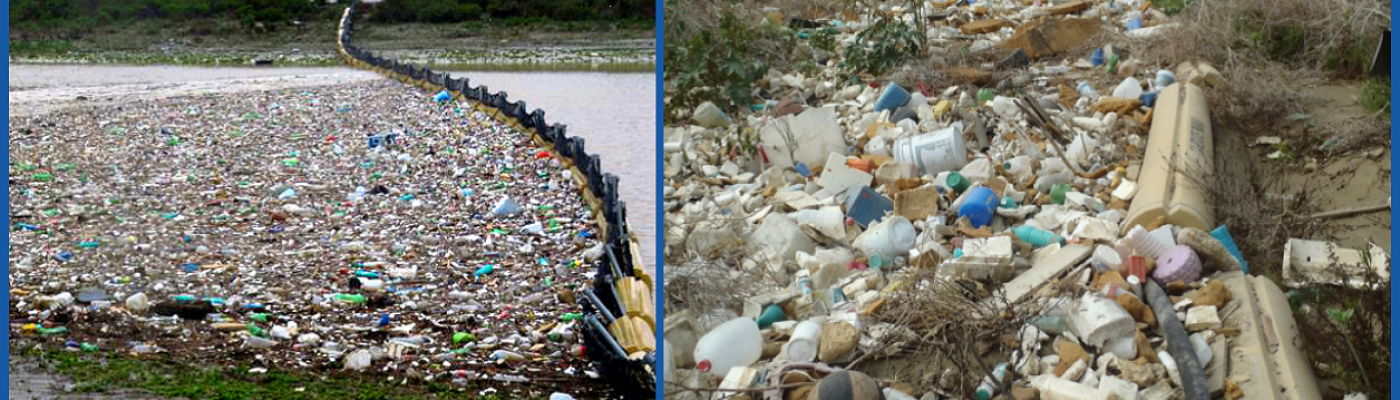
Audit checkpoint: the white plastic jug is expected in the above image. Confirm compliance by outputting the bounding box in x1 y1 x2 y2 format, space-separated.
693 318 763 378
854 216 917 260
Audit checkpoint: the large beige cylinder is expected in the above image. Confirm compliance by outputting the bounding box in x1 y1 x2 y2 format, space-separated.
1122 83 1215 234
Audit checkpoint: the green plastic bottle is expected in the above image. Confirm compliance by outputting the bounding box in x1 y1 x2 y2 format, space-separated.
976 88 996 104
38 326 68 336
452 332 477 345
1051 183 1072 205
561 313 583 322
336 293 367 304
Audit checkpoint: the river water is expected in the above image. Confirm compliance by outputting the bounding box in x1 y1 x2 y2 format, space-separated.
8 64 657 270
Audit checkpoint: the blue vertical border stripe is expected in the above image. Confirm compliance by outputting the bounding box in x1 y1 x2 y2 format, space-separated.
1 0 10 396
654 0 667 398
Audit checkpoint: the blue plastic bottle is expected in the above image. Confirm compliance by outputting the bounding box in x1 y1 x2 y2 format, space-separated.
874 84 911 113
957 187 998 228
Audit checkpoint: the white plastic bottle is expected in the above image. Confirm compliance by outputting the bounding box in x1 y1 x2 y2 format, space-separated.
693 318 763 378
783 321 823 362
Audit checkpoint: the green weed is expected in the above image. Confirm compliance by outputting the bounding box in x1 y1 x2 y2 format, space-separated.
16 345 529 400
839 19 923 81
664 10 773 120
1359 77 1390 115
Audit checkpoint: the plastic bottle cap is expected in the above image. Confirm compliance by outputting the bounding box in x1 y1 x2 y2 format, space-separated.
946 172 970 194
697 360 712 372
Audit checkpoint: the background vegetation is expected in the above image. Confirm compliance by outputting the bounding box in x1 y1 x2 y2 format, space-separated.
11 0 655 36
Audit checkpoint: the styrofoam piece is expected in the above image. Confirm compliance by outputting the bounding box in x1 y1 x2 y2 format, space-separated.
748 213 816 268
759 107 847 169
1103 334 1136 360
1068 293 1136 348
1149 226 1177 247
962 236 1014 264
713 366 759 400
1096 375 1139 400
1122 83 1215 234
1190 333 1212 368
1111 180 1138 200
1282 239 1391 290
1185 305 1221 331
819 153 874 194
791 206 847 239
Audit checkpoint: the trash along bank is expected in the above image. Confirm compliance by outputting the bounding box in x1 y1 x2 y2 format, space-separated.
661 2 1387 400
6 4 652 400
338 3 655 397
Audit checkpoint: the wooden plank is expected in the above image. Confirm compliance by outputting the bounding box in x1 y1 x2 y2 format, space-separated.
1001 244 1092 303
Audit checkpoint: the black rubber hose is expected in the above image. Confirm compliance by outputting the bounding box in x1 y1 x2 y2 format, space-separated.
1144 280 1210 400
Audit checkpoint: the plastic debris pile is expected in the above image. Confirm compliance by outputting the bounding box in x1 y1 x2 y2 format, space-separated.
662 1 1381 399
9 79 618 392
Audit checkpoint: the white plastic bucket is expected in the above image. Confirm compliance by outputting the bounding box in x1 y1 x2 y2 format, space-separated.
892 126 967 176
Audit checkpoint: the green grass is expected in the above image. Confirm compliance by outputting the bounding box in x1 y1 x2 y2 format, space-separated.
1360 77 1390 116
15 345 526 400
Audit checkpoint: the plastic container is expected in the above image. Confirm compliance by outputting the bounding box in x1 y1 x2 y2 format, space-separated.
756 304 785 329
1153 245 1202 284
892 126 968 176
1034 170 1073 193
1031 375 1096 400
1029 315 1067 334
1090 48 1105 66
1125 225 1172 259
693 102 731 128
957 187 998 228
1093 245 1124 272
946 171 971 193
1154 70 1176 89
1076 81 1099 100
975 362 1009 400
845 186 895 228
875 84 912 113
1105 54 1121 74
1013 225 1065 248
125 292 150 312
784 321 822 362
1050 183 1072 205
1004 156 1033 182
1112 77 1143 99
694 318 763 378
1210 225 1249 273
854 216 917 260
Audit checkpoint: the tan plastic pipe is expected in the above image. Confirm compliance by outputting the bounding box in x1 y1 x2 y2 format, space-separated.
1122 83 1215 234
